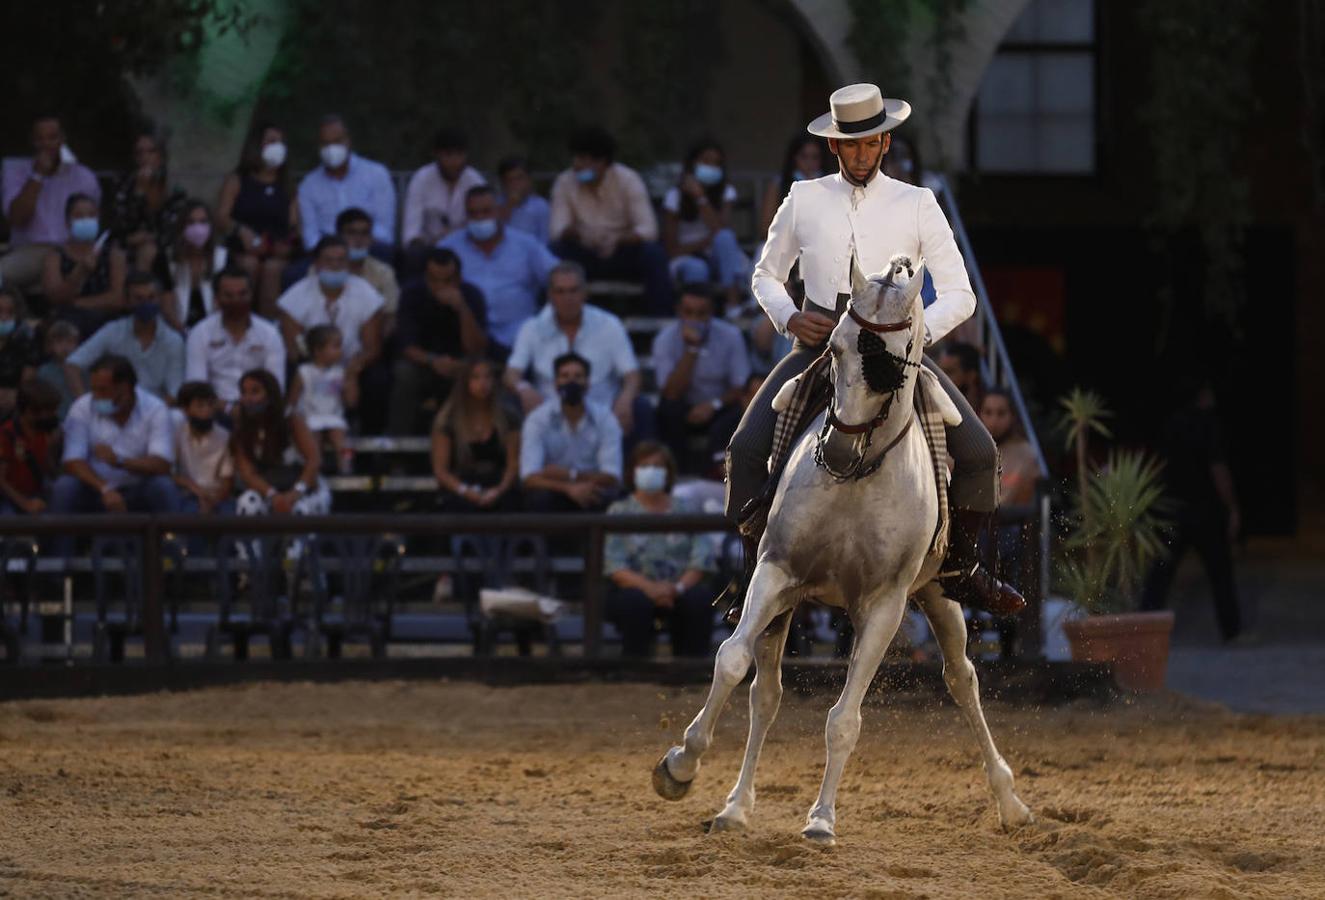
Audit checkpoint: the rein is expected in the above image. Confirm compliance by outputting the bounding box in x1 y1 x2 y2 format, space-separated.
814 300 924 483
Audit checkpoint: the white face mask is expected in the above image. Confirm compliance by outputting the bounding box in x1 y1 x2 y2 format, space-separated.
261 142 288 168
320 142 349 169
634 465 668 494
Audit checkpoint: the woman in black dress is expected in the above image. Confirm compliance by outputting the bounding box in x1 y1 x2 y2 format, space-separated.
40 193 127 336
430 358 520 512
216 122 300 318
109 130 188 273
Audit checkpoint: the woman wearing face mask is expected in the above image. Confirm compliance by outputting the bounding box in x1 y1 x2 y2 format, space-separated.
662 138 751 313
157 200 228 333
217 123 299 318
603 441 717 658
230 368 329 517
0 287 39 418
41 193 127 336
109 131 188 274
431 358 521 512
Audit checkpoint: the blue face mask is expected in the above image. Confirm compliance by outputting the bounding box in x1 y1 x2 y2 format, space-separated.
693 162 724 186
317 269 349 290
634 465 668 494
92 397 117 416
574 167 597 185
133 302 159 323
346 246 369 262
0 321 15 337
467 218 498 242
69 217 99 242
792 170 808 181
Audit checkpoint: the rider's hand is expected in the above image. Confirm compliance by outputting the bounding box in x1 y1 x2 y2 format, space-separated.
786 311 834 346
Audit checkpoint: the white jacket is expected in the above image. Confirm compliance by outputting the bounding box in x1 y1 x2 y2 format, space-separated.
753 173 975 344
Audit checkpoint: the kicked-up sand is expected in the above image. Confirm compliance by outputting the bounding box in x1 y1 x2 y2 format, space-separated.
1 678 1322 898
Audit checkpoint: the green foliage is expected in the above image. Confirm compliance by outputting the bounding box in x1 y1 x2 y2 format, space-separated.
1055 388 1112 453
0 0 257 164
1058 450 1171 614
1136 0 1260 331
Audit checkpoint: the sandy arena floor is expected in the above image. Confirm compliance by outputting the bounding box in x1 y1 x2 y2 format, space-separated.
1 679 1322 898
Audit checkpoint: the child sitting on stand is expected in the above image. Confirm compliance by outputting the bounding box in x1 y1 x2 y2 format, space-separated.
287 324 353 474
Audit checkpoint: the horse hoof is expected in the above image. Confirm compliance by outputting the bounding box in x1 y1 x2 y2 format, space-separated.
652 755 693 801
708 814 746 834
999 798 1034 830
801 826 836 848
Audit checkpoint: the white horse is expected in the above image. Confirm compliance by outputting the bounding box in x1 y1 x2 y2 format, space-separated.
652 255 1032 846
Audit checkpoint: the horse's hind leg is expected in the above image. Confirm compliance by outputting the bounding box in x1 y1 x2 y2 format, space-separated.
803 593 907 846
710 608 794 831
917 584 1033 829
654 562 794 801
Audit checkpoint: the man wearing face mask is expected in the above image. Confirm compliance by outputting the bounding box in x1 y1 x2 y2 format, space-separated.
276 237 384 408
0 379 63 515
519 352 622 513
297 115 396 254
336 207 399 330
439 185 558 354
49 355 179 538
66 273 184 404
548 128 673 315
728 83 1022 616
653 284 751 474
1 114 101 294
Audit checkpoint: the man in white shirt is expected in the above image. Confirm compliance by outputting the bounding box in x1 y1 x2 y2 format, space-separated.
730 83 1021 615
276 236 384 405
504 262 646 438
402 128 486 268
185 267 286 415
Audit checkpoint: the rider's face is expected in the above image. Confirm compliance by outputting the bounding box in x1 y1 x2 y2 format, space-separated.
830 134 889 183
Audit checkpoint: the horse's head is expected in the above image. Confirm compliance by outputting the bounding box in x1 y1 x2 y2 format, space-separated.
826 252 927 427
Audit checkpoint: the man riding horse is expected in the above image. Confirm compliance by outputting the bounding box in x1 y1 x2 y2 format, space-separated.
727 83 1024 617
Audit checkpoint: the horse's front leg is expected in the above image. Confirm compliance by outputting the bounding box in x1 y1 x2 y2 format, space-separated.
802 592 906 846
653 561 795 801
710 608 794 831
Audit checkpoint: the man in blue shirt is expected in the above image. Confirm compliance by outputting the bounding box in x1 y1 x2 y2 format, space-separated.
439 185 559 354
497 157 550 244
520 352 621 512
66 273 184 403
297 115 397 254
653 283 752 474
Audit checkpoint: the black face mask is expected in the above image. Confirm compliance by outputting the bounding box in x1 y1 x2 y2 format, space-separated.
188 416 215 434
33 415 60 433
557 382 586 407
857 329 909 394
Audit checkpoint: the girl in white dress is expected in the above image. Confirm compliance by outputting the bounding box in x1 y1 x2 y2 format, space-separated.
286 324 352 473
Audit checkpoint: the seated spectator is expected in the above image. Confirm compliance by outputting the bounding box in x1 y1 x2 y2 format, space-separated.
185 267 286 416
431 359 520 512
758 135 827 240
439 184 558 354
66 273 184 404
653 284 751 474
158 200 228 333
979 388 1039 507
662 139 752 312
173 380 234 515
287 325 352 474
50 355 179 533
108 130 187 274
298 114 396 255
504 262 645 439
937 341 983 410
217 122 299 317
548 127 672 315
748 315 792 377
604 441 717 658
40 193 127 336
231 368 329 516
403 128 486 264
388 248 487 435
337 207 400 330
0 287 40 416
34 321 80 417
519 352 621 512
498 156 550 243
0 114 102 295
276 237 383 406
0 379 62 514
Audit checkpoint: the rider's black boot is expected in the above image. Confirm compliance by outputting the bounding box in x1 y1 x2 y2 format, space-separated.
715 531 761 626
939 508 1026 617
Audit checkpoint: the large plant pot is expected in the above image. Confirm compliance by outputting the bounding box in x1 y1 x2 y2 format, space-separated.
1063 611 1176 692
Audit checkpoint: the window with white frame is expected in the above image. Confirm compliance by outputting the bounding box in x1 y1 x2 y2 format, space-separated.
971 0 1097 174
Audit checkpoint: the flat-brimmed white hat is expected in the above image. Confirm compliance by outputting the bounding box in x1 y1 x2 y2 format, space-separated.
807 83 911 140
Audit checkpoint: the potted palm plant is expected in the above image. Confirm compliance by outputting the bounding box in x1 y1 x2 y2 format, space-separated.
1056 389 1175 691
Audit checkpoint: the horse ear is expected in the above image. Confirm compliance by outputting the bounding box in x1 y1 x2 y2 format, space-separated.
849 252 870 298
905 259 928 304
